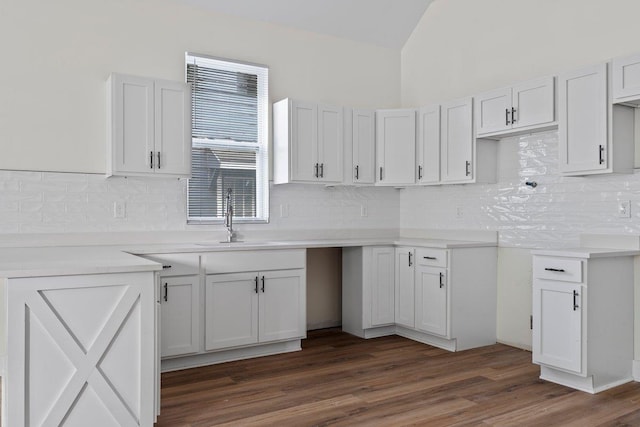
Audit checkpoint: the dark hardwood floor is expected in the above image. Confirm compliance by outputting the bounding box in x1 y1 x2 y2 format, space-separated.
157 329 640 426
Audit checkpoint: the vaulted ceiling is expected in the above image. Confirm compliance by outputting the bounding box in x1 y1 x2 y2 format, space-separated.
177 0 435 49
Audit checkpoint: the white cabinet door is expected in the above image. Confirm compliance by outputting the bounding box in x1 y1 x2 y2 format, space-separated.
290 101 318 182
512 76 555 129
7 272 155 427
475 87 511 135
154 79 192 176
441 97 474 183
205 272 259 351
109 73 155 175
532 281 583 374
415 266 448 337
352 109 375 184
395 247 415 328
369 247 395 326
417 105 440 184
612 52 640 102
108 73 191 178
376 109 416 186
317 104 343 183
160 275 200 358
258 269 306 342
558 63 608 174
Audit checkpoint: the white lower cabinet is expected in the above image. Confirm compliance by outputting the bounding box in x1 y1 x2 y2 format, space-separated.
415 266 447 337
160 275 200 357
6 272 156 427
394 247 415 328
342 246 395 338
205 269 306 351
532 251 636 393
344 244 496 351
157 249 307 372
392 246 496 351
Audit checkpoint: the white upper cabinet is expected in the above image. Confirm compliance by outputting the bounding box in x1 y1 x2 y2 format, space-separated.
416 105 440 185
273 98 343 184
107 73 191 178
475 76 555 138
558 63 634 176
375 109 416 186
441 97 476 184
612 52 640 104
348 109 376 184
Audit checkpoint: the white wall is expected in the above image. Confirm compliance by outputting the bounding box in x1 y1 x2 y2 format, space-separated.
402 0 640 106
0 0 400 174
401 0 640 351
0 0 403 239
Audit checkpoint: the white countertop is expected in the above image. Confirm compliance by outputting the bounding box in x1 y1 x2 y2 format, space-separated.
123 237 497 255
0 237 496 278
0 246 162 278
531 247 640 258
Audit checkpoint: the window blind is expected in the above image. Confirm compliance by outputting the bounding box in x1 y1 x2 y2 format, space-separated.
186 54 269 223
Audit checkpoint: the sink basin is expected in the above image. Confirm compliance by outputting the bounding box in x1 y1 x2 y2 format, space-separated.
195 241 289 247
195 241 247 247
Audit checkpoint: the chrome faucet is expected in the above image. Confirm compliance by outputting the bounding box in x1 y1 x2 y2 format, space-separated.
224 188 235 242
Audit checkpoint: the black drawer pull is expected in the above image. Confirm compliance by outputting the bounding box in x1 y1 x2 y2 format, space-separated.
423 256 437 260
544 268 566 273
162 265 172 269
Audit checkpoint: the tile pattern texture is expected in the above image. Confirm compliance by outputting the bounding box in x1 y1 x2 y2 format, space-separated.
401 130 640 248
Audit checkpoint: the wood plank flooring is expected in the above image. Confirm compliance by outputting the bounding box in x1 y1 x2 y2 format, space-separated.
157 329 640 426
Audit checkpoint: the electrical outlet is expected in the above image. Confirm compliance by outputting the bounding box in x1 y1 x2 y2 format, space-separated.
280 204 289 218
113 201 126 218
456 206 464 218
618 200 631 218
360 205 368 217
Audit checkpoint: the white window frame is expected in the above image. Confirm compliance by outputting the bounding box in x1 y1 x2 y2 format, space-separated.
186 53 269 224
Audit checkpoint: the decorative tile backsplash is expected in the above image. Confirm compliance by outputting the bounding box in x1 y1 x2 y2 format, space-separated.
0 171 400 235
2 129 640 249
401 130 640 248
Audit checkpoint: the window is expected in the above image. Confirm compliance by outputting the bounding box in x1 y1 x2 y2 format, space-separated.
186 53 269 223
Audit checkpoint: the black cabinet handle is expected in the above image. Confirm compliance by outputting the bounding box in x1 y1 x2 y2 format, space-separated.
261 276 265 293
439 272 444 288
150 151 154 169
254 276 259 293
511 107 516 124
465 161 471 177
163 282 168 302
423 256 436 260
573 290 579 311
314 163 319 178
544 268 566 273
320 163 324 178
379 166 383 181
418 165 423 180
355 165 359 180
599 145 605 165
505 109 510 126
157 151 161 169
408 252 412 267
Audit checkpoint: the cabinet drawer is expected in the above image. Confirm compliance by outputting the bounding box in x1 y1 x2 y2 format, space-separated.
416 248 447 267
203 249 306 274
533 257 583 283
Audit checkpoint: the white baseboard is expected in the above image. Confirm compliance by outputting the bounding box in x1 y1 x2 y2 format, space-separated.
633 359 640 381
